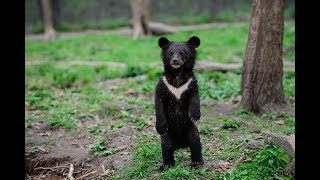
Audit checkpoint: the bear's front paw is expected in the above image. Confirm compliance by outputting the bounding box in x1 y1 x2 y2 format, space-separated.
160 132 168 137
189 111 201 123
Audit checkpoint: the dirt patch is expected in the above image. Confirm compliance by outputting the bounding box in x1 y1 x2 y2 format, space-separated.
25 117 140 179
204 101 238 117
205 160 234 173
106 125 136 149
25 120 93 177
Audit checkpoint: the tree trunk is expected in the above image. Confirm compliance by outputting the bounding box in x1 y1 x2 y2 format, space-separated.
130 0 151 39
40 0 56 40
51 0 60 28
238 0 288 114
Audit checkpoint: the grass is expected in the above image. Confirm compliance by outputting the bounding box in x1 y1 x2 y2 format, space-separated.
222 118 240 129
197 71 241 100
121 133 216 180
26 22 294 64
216 144 290 179
88 140 116 156
25 21 295 179
123 142 161 179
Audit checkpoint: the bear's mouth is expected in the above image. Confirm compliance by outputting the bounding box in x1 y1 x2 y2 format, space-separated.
170 61 183 69
171 64 181 68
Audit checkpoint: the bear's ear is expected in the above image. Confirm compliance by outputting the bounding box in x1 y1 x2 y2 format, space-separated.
158 37 170 48
187 36 200 48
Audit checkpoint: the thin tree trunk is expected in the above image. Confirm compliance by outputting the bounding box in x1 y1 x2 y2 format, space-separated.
238 0 288 114
40 0 56 40
130 0 151 39
51 0 60 28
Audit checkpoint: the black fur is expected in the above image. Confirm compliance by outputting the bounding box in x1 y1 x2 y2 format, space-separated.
155 36 203 171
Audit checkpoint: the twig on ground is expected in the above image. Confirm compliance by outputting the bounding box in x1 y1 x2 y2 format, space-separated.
101 164 106 175
75 170 97 180
235 153 246 165
34 165 69 171
67 163 75 180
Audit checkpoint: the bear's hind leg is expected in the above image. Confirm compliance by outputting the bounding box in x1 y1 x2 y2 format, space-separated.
160 133 175 171
187 126 204 166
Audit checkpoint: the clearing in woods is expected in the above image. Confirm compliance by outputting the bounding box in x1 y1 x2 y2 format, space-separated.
25 22 295 179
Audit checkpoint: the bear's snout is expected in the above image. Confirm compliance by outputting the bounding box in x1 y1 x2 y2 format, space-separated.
170 54 184 68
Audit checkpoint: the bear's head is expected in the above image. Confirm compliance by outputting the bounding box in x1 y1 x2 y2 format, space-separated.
158 36 200 70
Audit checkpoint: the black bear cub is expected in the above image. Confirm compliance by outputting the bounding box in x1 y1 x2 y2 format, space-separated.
155 36 203 171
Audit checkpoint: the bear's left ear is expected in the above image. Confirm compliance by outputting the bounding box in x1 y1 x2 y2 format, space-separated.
187 36 200 48
158 37 170 48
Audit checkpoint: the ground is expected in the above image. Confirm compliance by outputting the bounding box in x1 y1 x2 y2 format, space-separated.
25 22 295 179
25 75 295 179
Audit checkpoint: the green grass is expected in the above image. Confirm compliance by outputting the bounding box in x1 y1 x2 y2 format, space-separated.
26 21 295 178
26 63 148 89
222 117 240 129
26 22 294 64
197 71 241 100
121 133 215 180
88 139 116 156
284 72 295 97
216 145 290 179
122 135 162 179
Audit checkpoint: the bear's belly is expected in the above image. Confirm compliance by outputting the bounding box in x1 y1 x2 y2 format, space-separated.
166 100 190 129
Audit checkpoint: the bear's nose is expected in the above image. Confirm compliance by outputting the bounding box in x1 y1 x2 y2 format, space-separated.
172 59 179 64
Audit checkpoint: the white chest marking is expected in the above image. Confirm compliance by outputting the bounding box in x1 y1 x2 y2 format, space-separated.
162 76 193 99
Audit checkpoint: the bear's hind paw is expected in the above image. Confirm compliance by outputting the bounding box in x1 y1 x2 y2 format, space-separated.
191 161 204 167
159 163 174 172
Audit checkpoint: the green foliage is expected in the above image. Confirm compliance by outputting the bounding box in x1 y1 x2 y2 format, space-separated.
198 72 241 100
26 22 294 70
124 64 146 77
283 72 295 97
26 88 55 110
146 67 163 81
89 140 116 156
262 112 292 121
48 117 75 129
199 124 214 135
111 122 123 129
133 116 148 130
26 63 54 77
88 125 108 135
233 109 254 117
262 112 295 134
284 116 295 134
140 83 154 94
26 64 128 89
161 166 213 180
285 4 295 19
216 145 290 179
123 142 161 179
47 108 76 129
52 69 78 88
118 110 134 119
222 118 240 129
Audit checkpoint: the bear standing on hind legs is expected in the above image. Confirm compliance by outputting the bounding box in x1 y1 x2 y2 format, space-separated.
155 36 204 171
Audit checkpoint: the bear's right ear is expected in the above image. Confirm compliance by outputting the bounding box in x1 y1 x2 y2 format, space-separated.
158 37 170 48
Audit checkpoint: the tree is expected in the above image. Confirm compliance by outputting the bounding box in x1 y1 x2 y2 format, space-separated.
39 0 57 40
129 0 151 39
238 0 288 114
50 0 60 28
